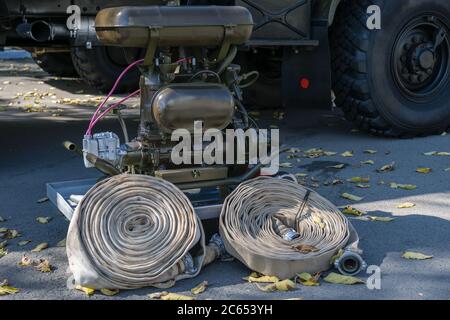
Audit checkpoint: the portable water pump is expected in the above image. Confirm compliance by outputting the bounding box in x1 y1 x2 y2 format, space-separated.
82 5 260 188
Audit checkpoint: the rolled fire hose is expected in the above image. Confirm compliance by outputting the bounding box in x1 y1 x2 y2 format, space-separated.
219 176 361 279
67 174 214 290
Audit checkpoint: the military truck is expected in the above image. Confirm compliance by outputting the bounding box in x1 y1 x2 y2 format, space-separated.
0 0 449 137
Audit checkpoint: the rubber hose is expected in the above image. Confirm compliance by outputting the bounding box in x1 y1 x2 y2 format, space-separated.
219 176 351 279
67 174 205 289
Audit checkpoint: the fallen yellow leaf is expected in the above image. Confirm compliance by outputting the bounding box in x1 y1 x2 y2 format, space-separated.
328 164 345 169
31 242 49 252
191 281 208 295
402 251 433 260
416 168 432 174
341 193 363 202
76 285 95 296
390 183 417 190
364 150 377 154
0 284 19 296
280 163 293 169
0 247 7 258
296 273 320 286
377 162 395 173
36 217 52 224
369 216 395 222
18 255 32 267
2 229 20 239
36 259 52 273
361 160 375 165
341 151 354 157
149 292 194 300
258 279 296 292
244 272 280 283
18 240 31 246
397 202 416 209
100 288 120 296
323 272 364 285
347 177 370 183
356 184 371 189
342 206 365 216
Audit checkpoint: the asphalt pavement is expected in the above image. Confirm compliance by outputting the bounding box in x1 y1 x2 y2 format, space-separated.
0 54 449 300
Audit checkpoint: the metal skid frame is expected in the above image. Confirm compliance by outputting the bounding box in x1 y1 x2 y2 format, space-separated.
47 178 223 221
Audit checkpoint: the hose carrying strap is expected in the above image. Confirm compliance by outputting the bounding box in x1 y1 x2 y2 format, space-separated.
67 174 205 290
219 176 360 279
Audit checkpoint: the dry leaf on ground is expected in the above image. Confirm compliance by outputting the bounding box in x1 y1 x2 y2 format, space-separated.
18 255 32 267
342 206 365 216
75 285 95 296
0 247 7 258
36 217 52 224
191 281 208 295
31 242 49 252
2 229 20 239
257 279 296 292
377 162 396 173
397 202 416 209
328 164 345 169
369 216 395 222
149 292 194 300
296 273 320 286
390 183 417 190
36 259 52 273
341 193 363 202
244 272 279 283
402 251 433 260
100 288 120 296
0 281 19 296
416 168 432 174
323 273 364 285
18 240 32 246
341 151 354 157
348 177 370 183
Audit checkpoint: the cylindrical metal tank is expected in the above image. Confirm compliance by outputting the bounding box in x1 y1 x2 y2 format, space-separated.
95 5 254 47
151 83 235 133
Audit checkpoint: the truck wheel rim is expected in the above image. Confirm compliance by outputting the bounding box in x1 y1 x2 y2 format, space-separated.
391 15 449 101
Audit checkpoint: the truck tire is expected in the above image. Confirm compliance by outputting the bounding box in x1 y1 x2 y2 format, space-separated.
32 51 78 77
71 46 140 93
331 0 450 137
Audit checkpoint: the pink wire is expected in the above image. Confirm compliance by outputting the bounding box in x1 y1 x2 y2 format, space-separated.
88 89 141 131
86 58 144 136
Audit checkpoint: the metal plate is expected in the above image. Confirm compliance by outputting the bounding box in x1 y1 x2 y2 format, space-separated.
47 178 223 221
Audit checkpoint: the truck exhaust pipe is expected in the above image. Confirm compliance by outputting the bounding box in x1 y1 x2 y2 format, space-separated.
16 21 70 43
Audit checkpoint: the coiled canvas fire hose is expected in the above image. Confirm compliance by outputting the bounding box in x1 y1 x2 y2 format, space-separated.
67 174 220 290
219 176 360 279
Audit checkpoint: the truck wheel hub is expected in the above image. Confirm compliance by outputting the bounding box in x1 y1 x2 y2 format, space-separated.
392 15 449 100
